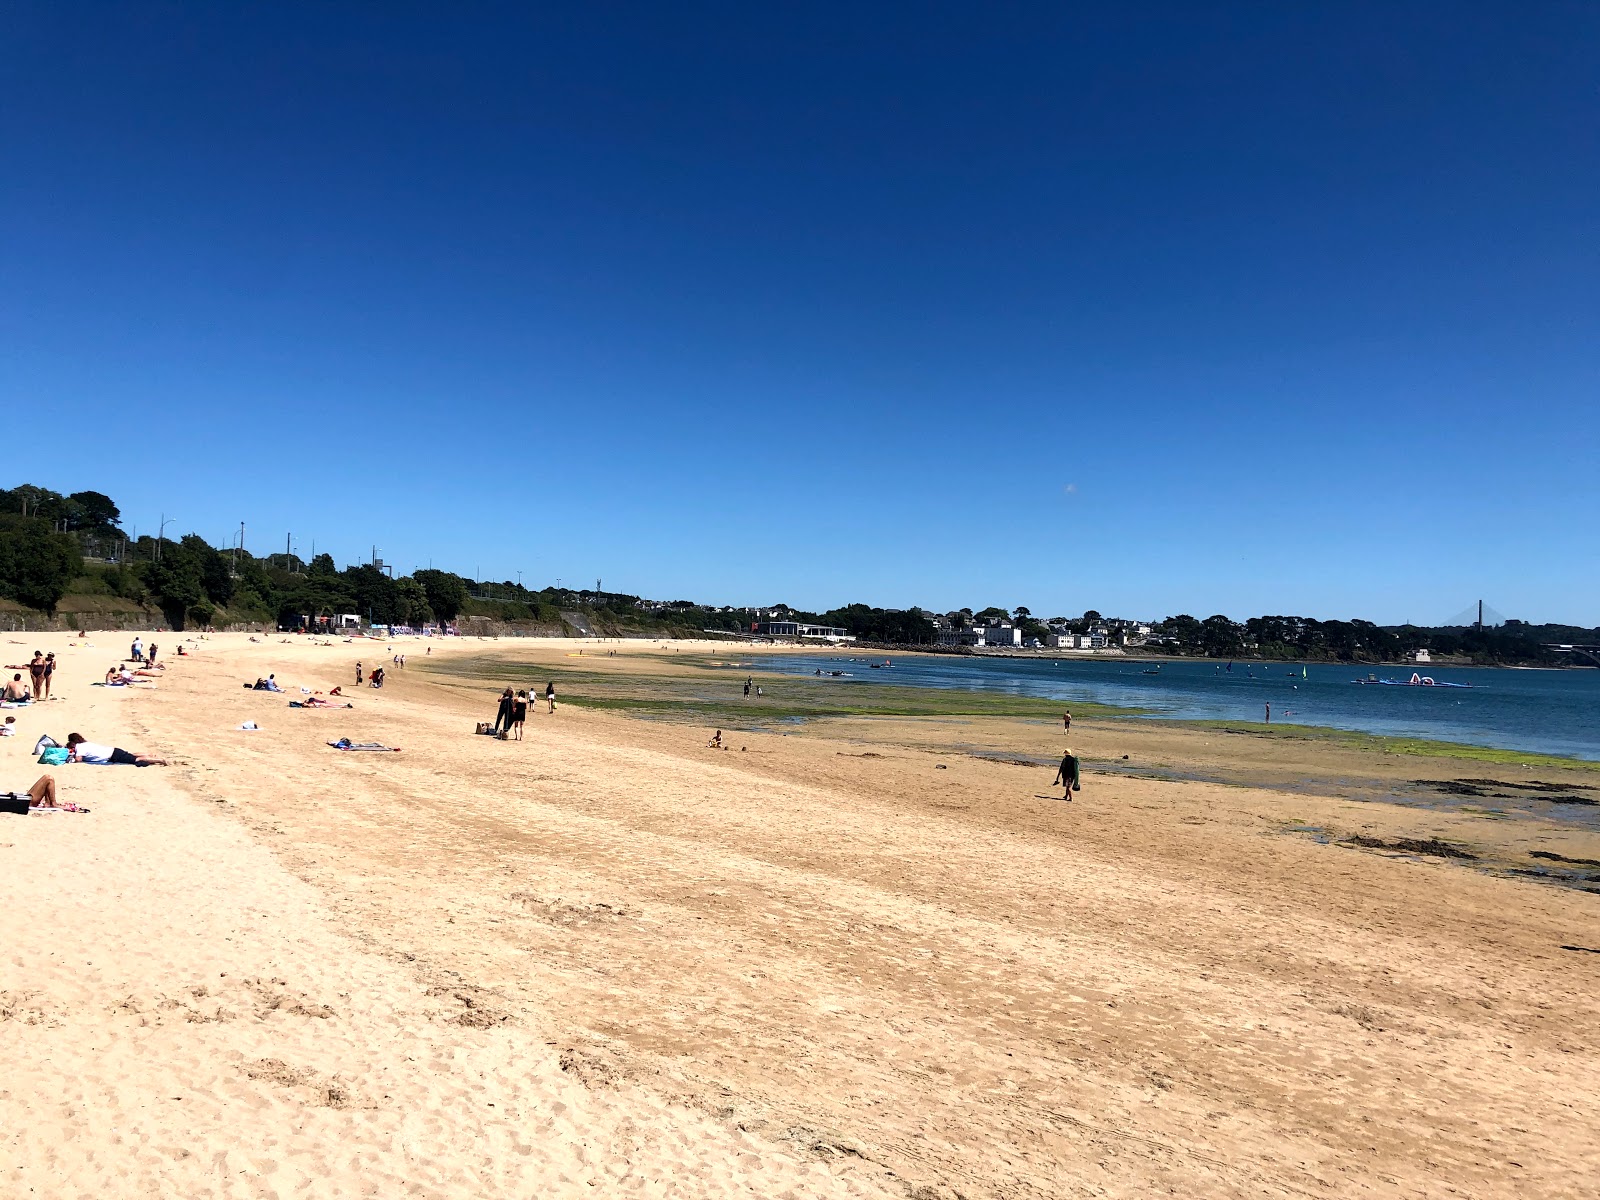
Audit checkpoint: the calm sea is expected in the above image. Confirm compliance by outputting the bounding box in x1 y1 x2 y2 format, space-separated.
761 654 1600 761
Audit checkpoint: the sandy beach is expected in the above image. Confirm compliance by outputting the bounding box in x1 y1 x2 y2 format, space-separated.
3 631 1597 1198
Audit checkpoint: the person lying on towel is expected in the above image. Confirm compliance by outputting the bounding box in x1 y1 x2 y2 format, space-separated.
65 733 168 767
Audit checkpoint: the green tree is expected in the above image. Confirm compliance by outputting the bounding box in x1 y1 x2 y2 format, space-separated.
0 516 82 612
395 577 434 625
344 564 402 625
180 534 235 606
413 568 468 623
139 553 204 629
65 490 121 531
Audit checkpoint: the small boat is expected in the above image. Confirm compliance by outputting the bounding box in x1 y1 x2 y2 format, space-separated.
1353 672 1474 688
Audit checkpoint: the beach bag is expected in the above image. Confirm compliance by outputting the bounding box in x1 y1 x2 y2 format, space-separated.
39 747 69 766
1 793 30 816
476 722 493 735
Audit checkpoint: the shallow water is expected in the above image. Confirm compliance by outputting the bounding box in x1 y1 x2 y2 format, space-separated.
762 655 1600 761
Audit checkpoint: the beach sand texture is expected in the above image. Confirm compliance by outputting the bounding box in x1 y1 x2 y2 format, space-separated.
3 633 1597 1198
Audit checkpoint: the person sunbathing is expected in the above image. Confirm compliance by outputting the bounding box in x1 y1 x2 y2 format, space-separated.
300 695 353 708
0 773 85 813
64 733 167 766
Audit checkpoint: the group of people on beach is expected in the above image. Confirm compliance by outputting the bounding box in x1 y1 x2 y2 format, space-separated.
6 643 177 816
2 651 57 703
492 681 556 739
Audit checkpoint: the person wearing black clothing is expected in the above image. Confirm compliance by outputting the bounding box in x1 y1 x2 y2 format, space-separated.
494 687 515 734
1053 750 1081 798
510 690 528 740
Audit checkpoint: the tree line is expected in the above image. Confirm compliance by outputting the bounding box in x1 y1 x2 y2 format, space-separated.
1 482 1593 663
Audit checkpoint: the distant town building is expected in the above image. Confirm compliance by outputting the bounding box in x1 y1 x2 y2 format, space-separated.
754 620 854 642
797 623 854 642
937 629 986 647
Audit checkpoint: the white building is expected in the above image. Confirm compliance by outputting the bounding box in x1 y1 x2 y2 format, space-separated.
937 629 986 647
797 624 854 642
984 625 1021 647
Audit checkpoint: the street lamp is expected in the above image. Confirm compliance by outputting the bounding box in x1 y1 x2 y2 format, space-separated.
157 514 174 562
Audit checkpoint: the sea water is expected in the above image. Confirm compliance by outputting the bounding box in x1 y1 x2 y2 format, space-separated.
762 654 1600 761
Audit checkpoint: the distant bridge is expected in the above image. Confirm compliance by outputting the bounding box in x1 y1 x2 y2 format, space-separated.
1546 644 1600 667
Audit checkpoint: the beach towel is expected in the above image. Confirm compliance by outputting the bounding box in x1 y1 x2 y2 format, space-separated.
327 739 401 752
38 747 70 767
2 796 89 815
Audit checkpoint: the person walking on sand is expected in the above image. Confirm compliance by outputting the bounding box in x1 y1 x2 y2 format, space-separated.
41 653 55 701
27 652 47 700
511 690 528 740
545 681 556 713
494 687 515 734
1052 748 1081 799
131 636 144 663
1062 710 1072 732
355 662 364 686
148 643 159 666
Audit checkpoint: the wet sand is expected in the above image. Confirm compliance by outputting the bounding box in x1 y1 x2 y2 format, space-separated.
3 632 1597 1198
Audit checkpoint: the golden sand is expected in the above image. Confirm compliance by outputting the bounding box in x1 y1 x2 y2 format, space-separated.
3 632 1596 1198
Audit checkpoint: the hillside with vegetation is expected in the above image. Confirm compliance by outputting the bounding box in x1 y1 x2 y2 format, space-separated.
0 482 1592 665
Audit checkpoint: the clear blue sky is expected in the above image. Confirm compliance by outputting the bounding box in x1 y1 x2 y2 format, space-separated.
5 3 1596 625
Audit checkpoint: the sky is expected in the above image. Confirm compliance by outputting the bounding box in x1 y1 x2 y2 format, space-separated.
4 3 1596 625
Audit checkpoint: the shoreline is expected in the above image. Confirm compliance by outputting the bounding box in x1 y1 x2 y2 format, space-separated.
728 647 1600 767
